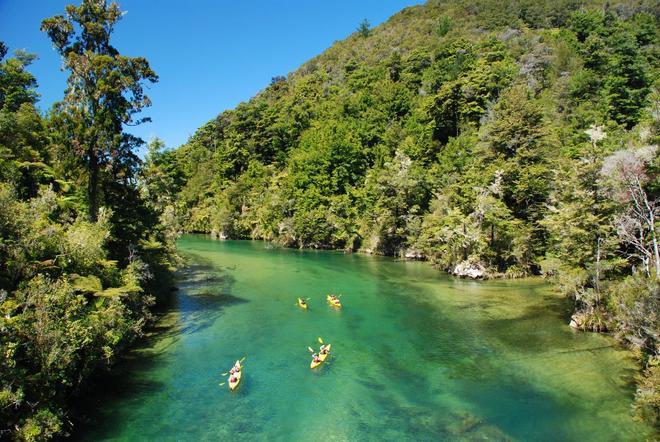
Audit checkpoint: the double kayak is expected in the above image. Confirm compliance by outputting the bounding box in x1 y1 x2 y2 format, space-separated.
297 297 308 309
327 295 341 308
228 361 242 391
310 344 332 369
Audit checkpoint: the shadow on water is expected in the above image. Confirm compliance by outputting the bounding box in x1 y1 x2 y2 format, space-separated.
71 257 247 439
479 295 576 354
355 373 515 441
174 257 247 336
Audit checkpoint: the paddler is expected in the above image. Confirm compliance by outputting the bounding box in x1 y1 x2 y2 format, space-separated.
319 344 329 355
229 360 241 375
312 353 321 363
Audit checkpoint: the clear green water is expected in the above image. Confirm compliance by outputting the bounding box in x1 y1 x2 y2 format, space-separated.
78 236 652 441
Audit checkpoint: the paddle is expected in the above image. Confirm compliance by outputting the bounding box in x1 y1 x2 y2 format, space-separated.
318 337 324 345
307 346 315 353
218 382 226 387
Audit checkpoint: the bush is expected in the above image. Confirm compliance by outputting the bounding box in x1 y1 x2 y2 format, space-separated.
607 273 659 355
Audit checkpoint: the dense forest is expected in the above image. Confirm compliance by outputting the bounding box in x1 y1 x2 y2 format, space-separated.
145 0 659 429
0 1 176 439
0 0 658 439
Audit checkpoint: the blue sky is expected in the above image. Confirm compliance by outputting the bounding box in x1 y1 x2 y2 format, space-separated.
1 0 424 152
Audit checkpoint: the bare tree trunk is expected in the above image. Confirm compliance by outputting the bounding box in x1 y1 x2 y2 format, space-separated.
595 237 601 304
463 222 467 261
633 176 659 279
651 221 660 279
640 227 650 277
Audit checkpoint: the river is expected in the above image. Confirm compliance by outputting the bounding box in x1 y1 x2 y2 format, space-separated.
77 235 652 441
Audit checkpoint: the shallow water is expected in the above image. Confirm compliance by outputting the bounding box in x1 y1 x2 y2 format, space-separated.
78 236 652 441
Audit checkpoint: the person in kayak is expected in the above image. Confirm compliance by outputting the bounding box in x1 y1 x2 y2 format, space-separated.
312 353 321 363
299 298 307 306
229 374 238 383
229 361 241 375
329 295 339 302
319 345 329 355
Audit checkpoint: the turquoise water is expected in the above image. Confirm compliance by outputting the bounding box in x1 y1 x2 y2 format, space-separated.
78 236 652 441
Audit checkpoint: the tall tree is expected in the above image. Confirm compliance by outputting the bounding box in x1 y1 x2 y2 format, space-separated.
0 44 49 197
41 0 157 221
602 144 659 278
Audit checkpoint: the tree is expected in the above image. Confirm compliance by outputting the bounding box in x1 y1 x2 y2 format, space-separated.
41 0 157 222
0 44 49 197
541 125 620 316
0 47 38 112
602 144 659 278
436 16 451 37
357 19 371 38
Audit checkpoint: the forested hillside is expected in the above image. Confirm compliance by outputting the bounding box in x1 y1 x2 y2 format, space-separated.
0 2 176 439
146 0 659 425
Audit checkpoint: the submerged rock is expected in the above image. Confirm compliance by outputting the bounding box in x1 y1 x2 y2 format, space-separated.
569 314 582 329
210 230 228 240
452 261 487 279
568 311 608 332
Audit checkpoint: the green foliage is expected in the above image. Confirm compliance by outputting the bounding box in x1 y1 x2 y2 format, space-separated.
567 8 654 129
16 408 62 441
608 273 659 355
436 16 451 37
0 178 168 438
360 151 429 255
41 0 158 222
0 49 49 199
0 5 174 437
158 1 656 282
357 19 371 38
0 50 38 112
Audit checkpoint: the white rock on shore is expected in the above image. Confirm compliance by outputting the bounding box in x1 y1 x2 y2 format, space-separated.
453 261 487 279
404 249 425 260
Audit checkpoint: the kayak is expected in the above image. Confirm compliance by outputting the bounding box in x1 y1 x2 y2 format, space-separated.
228 361 242 391
297 297 308 309
327 295 341 308
310 344 331 369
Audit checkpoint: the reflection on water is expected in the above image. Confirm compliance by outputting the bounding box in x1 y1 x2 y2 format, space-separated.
76 236 653 441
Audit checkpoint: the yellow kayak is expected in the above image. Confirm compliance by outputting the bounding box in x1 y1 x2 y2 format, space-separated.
228 361 242 391
327 295 341 308
297 297 308 309
310 344 331 369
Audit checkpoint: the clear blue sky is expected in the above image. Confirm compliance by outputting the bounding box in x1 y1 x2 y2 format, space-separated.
1 0 424 152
